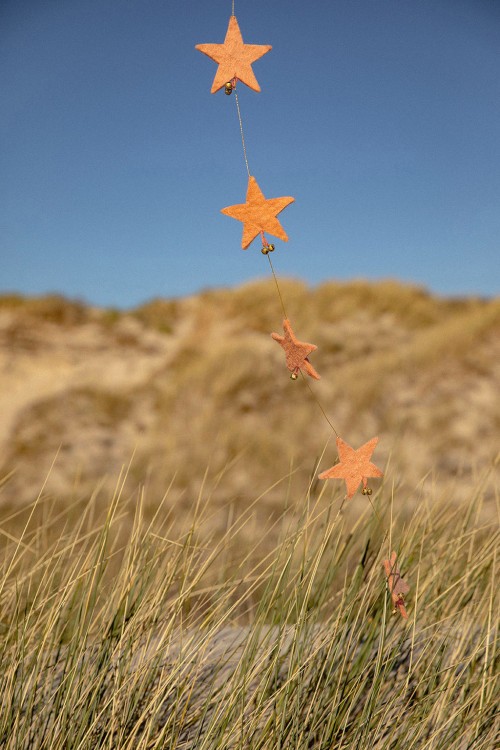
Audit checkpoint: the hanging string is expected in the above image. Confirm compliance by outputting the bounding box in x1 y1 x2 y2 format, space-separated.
299 372 340 439
366 492 389 538
234 87 250 178
232 1 235 16
267 254 287 319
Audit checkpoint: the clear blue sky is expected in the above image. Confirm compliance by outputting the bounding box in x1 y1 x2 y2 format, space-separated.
1 0 499 308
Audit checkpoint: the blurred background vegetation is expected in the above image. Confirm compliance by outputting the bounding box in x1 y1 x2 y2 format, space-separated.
0 279 498 554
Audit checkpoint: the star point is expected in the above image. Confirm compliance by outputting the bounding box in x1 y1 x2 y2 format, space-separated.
196 16 272 94
318 436 383 498
221 176 294 249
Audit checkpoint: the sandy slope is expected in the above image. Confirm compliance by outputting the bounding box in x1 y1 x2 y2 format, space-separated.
0 283 498 515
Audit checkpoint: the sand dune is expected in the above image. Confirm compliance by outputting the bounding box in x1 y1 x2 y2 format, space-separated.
0 281 498 518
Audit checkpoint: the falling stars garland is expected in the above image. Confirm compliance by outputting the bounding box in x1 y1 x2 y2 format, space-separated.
195 4 410 622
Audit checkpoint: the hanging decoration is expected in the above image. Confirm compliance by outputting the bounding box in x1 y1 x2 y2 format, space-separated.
318 437 383 499
221 176 294 250
195 15 271 93
195 4 410 622
271 318 320 380
382 552 410 619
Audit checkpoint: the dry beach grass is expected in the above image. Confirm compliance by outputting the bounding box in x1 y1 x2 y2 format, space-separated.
0 281 499 747
0 466 498 748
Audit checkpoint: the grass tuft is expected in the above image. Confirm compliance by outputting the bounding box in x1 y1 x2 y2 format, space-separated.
0 468 498 749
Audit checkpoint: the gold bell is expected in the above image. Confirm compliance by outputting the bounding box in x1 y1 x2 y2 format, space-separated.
261 243 275 255
361 486 372 496
290 371 299 380
224 82 233 95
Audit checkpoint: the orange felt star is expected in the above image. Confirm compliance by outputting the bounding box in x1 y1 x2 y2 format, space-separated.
318 437 383 499
271 318 320 380
195 16 272 94
382 551 410 619
221 176 294 249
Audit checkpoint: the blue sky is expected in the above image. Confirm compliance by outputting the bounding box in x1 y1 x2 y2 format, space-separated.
1 0 499 308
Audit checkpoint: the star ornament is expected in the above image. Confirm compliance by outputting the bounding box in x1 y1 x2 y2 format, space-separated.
271 318 320 380
382 551 410 619
221 176 294 250
318 437 383 499
195 16 272 93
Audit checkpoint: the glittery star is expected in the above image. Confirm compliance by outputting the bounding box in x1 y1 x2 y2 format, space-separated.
271 318 320 380
318 437 383 499
195 16 272 94
221 176 294 249
382 551 410 619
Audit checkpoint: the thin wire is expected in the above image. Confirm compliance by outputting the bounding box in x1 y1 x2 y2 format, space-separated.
234 88 250 178
300 371 340 438
267 254 287 318
232 1 235 16
366 494 389 539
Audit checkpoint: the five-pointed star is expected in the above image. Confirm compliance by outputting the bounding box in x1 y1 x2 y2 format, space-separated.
221 176 294 249
382 551 410 619
271 318 320 380
195 16 272 93
318 437 383 498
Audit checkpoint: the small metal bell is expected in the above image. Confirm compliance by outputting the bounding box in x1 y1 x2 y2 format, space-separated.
361 486 372 496
224 82 233 95
290 371 299 380
261 243 275 255
392 595 405 616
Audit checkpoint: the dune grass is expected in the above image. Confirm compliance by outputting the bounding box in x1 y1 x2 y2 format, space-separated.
0 460 498 749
